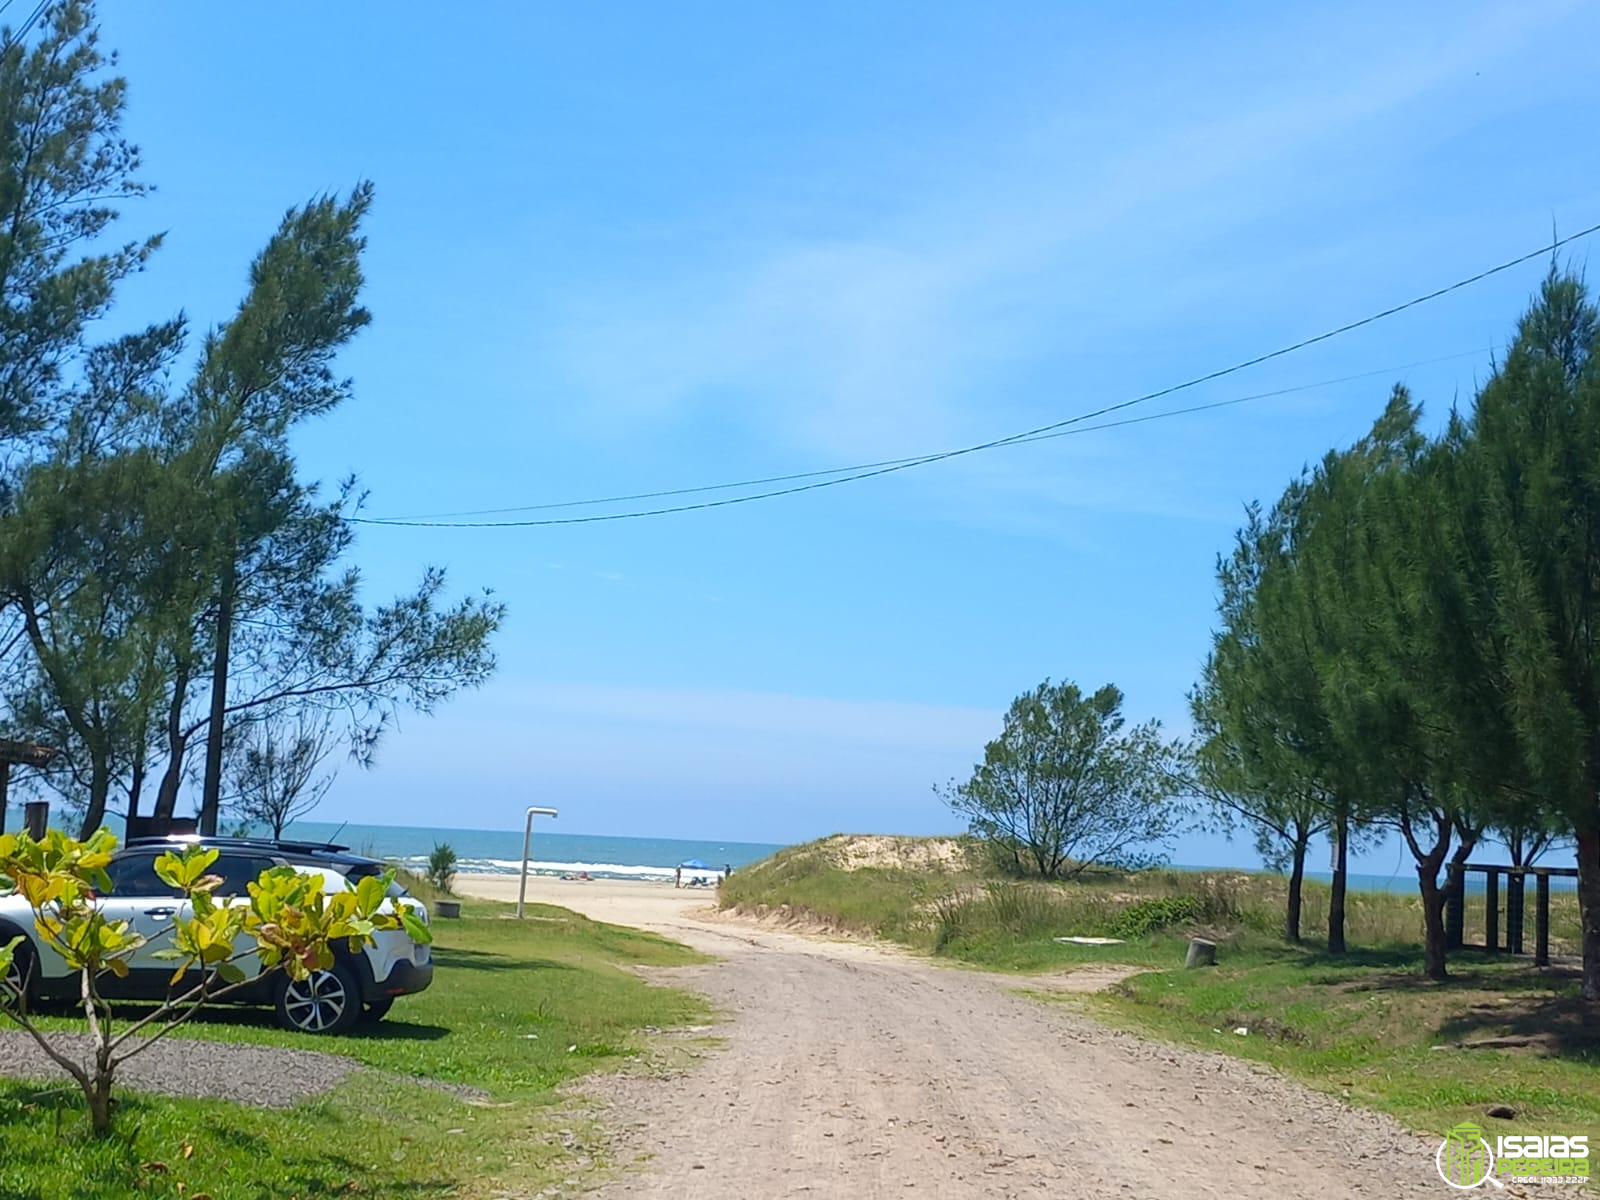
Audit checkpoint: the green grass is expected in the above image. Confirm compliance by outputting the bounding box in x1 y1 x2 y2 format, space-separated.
0 900 711 1199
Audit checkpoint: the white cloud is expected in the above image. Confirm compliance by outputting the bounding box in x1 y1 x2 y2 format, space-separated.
540 0 1583 531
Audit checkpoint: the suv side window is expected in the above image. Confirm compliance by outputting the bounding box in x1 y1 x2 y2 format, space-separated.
211 855 277 896
103 856 184 898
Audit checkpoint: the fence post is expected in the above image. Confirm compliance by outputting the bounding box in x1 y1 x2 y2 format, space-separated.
1445 863 1466 950
1485 869 1499 952
1535 872 1551 968
22 800 47 839
1507 871 1525 955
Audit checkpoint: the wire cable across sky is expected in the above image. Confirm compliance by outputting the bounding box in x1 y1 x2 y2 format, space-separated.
352 222 1600 530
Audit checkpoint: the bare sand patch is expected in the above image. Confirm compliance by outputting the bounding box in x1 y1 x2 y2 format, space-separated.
810 833 968 871
453 872 711 931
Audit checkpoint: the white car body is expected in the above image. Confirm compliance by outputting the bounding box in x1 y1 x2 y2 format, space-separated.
0 840 433 1034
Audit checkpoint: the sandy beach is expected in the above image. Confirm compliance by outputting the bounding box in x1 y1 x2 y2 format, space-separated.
453 872 719 931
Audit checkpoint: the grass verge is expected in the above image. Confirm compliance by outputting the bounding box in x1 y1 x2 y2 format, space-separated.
1077 950 1600 1135
0 899 711 1200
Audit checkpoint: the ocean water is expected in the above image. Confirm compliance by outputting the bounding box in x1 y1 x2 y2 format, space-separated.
2 805 1578 892
1 807 782 882
1222 867 1576 896
215 818 778 883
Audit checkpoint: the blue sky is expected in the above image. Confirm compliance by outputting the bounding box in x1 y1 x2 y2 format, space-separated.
89 1 1600 871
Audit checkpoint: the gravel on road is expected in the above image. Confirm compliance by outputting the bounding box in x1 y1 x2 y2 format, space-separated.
0 1029 358 1107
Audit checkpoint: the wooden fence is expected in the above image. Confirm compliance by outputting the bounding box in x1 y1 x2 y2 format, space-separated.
1444 862 1578 967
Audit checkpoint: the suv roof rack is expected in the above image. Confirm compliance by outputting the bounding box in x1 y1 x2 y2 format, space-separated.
123 834 354 854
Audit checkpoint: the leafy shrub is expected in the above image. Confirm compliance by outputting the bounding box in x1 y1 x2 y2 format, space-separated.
1108 895 1202 938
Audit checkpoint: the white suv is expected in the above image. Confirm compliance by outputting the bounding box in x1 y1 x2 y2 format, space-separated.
0 836 433 1035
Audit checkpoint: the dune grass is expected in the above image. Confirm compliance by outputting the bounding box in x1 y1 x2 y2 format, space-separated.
0 900 710 1200
720 837 1585 971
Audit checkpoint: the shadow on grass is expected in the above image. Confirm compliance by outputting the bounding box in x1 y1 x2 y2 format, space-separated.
345 1018 449 1042
1436 990 1600 1058
1288 944 1423 971
431 946 577 974
29 1000 452 1042
1328 958 1581 994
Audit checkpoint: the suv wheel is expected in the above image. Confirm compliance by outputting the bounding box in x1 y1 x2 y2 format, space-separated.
275 962 361 1035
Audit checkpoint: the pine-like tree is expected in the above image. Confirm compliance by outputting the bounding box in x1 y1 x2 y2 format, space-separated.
1462 272 1600 999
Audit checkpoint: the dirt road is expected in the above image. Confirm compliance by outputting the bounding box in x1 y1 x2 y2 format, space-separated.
457 877 1443 1198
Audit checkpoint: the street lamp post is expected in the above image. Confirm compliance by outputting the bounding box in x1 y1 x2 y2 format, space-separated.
517 806 559 918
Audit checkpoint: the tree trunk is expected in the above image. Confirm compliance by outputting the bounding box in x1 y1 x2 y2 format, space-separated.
151 663 191 821
86 1076 112 1135
1286 829 1308 943
77 752 110 838
126 756 143 822
1577 826 1600 1002
199 562 235 837
85 1040 115 1135
1420 870 1449 981
19 592 108 839
1328 806 1348 954
1509 829 1527 870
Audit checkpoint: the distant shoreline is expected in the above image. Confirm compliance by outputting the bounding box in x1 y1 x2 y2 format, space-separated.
3 807 1576 895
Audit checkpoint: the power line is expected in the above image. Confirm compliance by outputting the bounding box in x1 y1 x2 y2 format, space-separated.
8 1 47 45
353 222 1599 530
1005 348 1492 446
353 349 1486 530
368 347 1491 521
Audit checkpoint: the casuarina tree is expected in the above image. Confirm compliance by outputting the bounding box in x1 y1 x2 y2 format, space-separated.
0 4 503 834
1459 271 1600 1000
1190 496 1335 944
1293 392 1489 980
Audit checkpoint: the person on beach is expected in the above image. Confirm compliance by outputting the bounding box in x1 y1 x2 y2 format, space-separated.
674 865 682 889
